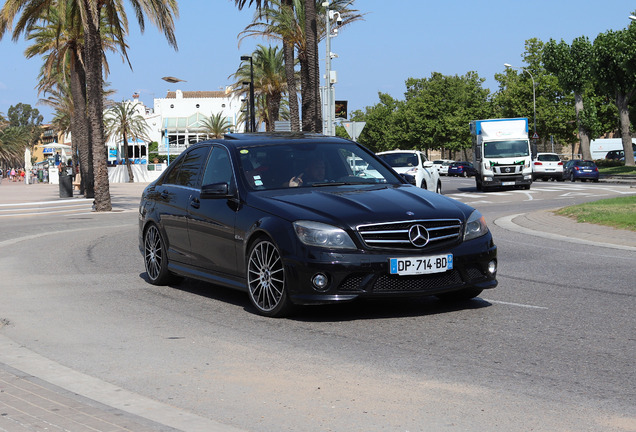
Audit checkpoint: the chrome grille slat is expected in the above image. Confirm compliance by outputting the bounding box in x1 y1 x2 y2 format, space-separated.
357 219 462 250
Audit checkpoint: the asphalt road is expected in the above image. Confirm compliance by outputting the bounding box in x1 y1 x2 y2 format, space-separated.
1 179 635 432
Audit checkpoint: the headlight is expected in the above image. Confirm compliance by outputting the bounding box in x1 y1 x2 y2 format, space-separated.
406 167 418 176
464 210 488 241
293 221 356 249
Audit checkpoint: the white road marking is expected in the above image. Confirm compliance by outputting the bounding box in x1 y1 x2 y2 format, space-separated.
483 299 548 310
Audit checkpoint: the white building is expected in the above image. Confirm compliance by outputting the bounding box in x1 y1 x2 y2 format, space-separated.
153 88 244 158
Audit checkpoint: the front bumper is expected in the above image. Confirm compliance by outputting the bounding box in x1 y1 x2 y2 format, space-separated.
283 235 498 305
481 174 532 187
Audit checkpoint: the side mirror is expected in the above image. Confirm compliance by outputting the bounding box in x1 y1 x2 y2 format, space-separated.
201 182 230 198
423 161 434 168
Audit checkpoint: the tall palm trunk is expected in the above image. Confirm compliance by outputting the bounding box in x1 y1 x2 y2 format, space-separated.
303 0 321 133
282 0 300 131
69 53 94 197
123 131 134 182
83 1 112 211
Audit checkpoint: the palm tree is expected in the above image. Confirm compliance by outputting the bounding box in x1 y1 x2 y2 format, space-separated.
1 0 179 210
0 124 30 166
232 44 287 131
201 113 234 139
104 100 150 182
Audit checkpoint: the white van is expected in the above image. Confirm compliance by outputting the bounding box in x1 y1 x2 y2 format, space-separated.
589 138 636 160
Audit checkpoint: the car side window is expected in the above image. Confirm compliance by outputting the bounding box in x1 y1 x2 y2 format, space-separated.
202 147 233 186
163 146 210 188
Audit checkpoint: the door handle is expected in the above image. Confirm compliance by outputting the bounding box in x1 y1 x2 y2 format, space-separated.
190 197 200 209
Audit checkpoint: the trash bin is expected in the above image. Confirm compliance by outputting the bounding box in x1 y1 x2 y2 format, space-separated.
59 174 73 198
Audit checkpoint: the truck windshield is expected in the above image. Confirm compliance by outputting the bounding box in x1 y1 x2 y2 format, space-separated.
484 140 530 158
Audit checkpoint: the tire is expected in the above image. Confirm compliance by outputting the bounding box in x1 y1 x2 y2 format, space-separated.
436 288 483 302
420 180 427 190
462 170 468 178
144 224 173 285
436 181 442 194
570 173 575 182
247 238 294 317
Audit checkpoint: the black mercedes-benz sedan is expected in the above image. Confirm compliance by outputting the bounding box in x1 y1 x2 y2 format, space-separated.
139 133 497 317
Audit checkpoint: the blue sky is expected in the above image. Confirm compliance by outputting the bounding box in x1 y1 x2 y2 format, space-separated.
1 0 635 123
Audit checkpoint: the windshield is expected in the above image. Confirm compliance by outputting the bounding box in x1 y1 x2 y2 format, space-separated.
377 153 419 167
484 140 530 158
238 141 402 190
537 154 560 162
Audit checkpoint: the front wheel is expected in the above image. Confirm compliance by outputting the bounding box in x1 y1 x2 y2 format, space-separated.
247 238 294 317
436 181 442 194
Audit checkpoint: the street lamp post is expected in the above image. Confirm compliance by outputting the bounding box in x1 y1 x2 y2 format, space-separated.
241 56 256 132
322 1 342 136
504 63 536 139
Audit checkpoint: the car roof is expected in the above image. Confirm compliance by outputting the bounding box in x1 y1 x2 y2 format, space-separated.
376 149 423 155
202 132 353 149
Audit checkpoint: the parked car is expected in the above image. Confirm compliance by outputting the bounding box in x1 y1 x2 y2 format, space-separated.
605 150 625 160
619 151 636 163
376 150 442 194
532 153 564 181
563 160 599 182
439 160 455 176
447 161 477 177
432 159 455 176
139 134 498 317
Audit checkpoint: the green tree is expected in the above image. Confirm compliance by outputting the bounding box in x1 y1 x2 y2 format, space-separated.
353 93 401 153
544 36 594 159
201 113 234 138
592 25 636 166
494 38 576 153
104 100 150 182
400 72 492 158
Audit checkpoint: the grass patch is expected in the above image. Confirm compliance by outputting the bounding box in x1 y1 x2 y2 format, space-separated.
555 196 636 232
598 165 636 175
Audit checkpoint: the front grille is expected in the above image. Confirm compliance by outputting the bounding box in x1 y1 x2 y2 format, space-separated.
373 271 463 292
357 219 462 250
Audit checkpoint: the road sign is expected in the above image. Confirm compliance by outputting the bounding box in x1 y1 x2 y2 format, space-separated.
343 121 366 142
532 132 539 140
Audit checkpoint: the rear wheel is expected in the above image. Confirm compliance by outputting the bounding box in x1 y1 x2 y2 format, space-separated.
570 173 575 182
247 238 294 317
144 224 173 285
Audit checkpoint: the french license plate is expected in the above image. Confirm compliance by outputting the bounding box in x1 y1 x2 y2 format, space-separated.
582 169 591 172
502 181 515 186
389 254 453 276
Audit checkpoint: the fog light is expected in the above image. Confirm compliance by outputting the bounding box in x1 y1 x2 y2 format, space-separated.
312 273 329 291
484 176 493 182
487 260 497 275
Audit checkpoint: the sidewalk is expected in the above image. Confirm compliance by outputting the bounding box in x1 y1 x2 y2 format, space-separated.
0 179 148 210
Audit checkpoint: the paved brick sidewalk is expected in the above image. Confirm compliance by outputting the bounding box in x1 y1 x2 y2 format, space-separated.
0 364 173 432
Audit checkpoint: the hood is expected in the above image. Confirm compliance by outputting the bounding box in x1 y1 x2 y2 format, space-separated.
248 184 472 228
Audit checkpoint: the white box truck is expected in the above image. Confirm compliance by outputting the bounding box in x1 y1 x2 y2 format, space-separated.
470 118 533 191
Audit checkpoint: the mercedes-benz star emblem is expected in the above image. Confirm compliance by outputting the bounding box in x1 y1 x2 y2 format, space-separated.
408 224 429 247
